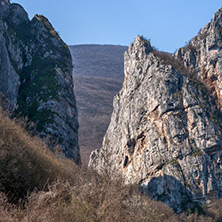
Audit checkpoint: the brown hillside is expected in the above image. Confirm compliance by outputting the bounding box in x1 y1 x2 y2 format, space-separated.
74 75 122 164
69 45 127 164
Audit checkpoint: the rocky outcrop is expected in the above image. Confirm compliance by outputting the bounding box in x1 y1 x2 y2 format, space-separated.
89 14 222 212
0 0 80 163
175 8 222 110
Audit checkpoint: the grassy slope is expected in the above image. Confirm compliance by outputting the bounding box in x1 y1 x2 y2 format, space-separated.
69 45 127 164
0 108 221 221
0 110 78 203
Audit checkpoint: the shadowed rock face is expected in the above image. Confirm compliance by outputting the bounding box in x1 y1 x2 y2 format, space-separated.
145 175 195 213
0 2 80 163
0 0 10 17
89 27 222 212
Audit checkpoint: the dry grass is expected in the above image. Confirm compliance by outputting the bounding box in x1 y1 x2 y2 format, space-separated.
0 109 219 221
19 180 177 222
0 193 18 222
153 50 197 81
204 199 222 221
2 178 217 222
0 109 79 203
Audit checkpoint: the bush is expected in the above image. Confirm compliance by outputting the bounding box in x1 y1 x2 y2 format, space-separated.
0 109 219 221
152 50 197 81
15 179 180 222
0 193 18 222
0 109 78 203
204 199 222 221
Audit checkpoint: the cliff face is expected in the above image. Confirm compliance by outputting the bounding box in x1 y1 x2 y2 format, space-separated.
175 8 222 110
89 9 222 212
0 0 80 163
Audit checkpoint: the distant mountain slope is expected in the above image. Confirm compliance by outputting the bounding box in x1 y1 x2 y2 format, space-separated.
69 45 127 164
74 75 122 163
69 44 127 79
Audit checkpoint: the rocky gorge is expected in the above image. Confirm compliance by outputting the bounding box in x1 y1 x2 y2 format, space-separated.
89 8 222 212
1 0 222 217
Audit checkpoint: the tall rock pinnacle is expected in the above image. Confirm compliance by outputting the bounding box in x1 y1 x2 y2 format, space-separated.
89 24 222 212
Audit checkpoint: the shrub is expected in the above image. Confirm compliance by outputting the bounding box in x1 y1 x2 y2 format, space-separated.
0 109 78 203
152 50 197 81
204 199 222 221
0 109 219 221
0 193 18 222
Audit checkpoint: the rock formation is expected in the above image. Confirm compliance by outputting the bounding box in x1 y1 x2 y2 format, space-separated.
0 0 80 163
89 8 222 212
175 8 222 110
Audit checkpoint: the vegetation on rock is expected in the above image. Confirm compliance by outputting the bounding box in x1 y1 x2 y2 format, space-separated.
0 1 80 162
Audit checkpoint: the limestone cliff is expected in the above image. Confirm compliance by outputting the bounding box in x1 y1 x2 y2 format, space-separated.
175 8 222 111
89 8 222 212
0 0 80 163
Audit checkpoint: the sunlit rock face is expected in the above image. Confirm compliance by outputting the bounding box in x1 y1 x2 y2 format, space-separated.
89 10 222 212
0 1 80 163
175 8 222 111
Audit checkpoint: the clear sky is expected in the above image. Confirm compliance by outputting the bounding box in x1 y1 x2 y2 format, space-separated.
11 0 221 52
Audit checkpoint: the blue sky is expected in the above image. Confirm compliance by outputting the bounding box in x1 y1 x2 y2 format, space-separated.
11 0 221 52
